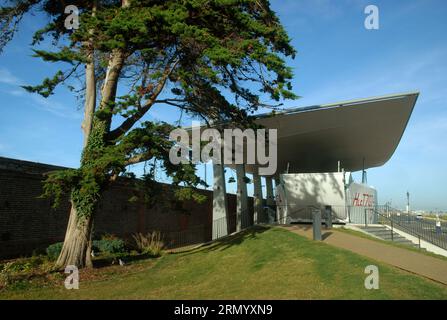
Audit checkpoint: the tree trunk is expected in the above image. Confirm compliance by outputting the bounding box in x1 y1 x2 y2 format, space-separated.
80 0 97 148
56 1 127 270
56 200 95 269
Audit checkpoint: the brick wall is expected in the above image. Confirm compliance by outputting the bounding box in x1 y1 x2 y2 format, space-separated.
0 157 252 259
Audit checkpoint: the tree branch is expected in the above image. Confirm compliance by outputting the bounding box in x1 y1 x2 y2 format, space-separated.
81 0 97 147
107 59 179 141
124 151 153 166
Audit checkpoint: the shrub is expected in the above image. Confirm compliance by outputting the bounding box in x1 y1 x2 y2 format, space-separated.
93 238 126 254
0 256 48 288
46 242 63 261
132 231 164 257
100 233 119 241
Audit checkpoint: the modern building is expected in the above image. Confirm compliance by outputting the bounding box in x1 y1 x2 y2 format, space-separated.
211 91 419 235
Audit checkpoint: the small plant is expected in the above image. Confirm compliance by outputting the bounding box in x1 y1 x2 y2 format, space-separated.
100 233 119 241
132 231 164 257
93 236 126 254
0 256 49 288
46 242 63 261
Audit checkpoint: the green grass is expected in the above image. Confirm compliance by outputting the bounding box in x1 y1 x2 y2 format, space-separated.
1 226 446 299
336 226 447 261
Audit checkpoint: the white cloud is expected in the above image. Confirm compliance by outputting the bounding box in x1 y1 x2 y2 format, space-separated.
6 88 26 96
0 68 81 120
287 45 447 108
30 95 82 120
0 67 23 86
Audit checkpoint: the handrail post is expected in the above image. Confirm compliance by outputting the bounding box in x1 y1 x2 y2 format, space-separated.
364 208 368 227
325 205 332 229
312 208 322 241
391 219 394 241
418 236 421 249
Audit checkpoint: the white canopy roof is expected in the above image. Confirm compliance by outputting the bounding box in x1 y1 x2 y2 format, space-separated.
248 91 419 176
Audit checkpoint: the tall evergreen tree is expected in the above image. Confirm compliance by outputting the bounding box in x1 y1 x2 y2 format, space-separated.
0 0 296 268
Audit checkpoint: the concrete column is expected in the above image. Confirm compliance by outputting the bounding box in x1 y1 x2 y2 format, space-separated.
266 177 274 207
274 175 281 186
236 164 248 231
252 171 263 224
312 208 322 241
325 205 332 229
212 163 228 240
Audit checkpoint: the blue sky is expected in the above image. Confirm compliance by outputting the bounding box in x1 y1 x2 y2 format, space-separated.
0 0 446 210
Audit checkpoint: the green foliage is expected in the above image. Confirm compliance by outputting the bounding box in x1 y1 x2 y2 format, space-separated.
46 237 127 259
41 169 81 208
0 0 37 54
1 0 298 226
93 237 126 254
132 232 164 257
0 255 56 289
4 0 297 115
174 187 207 204
0 257 43 274
22 70 65 97
46 242 63 261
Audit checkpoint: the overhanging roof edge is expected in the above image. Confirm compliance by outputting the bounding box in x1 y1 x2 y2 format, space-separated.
369 91 419 169
254 91 420 120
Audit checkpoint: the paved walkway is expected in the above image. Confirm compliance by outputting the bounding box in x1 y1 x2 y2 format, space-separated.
282 225 447 285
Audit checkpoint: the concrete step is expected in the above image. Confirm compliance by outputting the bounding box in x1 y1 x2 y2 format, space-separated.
358 226 417 248
361 227 389 232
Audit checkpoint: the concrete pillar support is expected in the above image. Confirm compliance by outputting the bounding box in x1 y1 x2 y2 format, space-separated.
236 164 248 231
266 177 274 207
212 163 228 240
252 171 263 224
312 208 322 241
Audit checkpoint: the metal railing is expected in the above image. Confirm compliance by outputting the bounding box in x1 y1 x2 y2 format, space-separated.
162 224 207 249
156 204 446 251
272 204 352 224
211 209 252 240
368 206 447 250
259 205 333 227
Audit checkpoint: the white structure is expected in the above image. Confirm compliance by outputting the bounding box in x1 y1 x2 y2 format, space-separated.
206 92 418 235
275 172 377 224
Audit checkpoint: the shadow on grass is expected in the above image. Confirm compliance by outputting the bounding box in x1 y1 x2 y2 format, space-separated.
173 225 272 257
284 223 334 240
92 252 160 268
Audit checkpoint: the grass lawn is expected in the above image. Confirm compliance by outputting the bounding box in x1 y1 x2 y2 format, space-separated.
1 226 447 299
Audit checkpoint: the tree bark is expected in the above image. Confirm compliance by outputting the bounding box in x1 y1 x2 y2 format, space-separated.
56 1 130 270
81 0 97 147
56 1 98 270
56 200 94 269
80 44 96 146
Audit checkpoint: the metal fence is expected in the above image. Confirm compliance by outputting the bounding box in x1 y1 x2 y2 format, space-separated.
160 209 254 250
159 224 208 249
373 206 447 250
272 204 376 224
211 210 252 240
261 205 333 226
156 204 447 251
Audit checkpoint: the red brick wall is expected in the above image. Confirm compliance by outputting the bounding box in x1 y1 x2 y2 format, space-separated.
0 157 252 259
